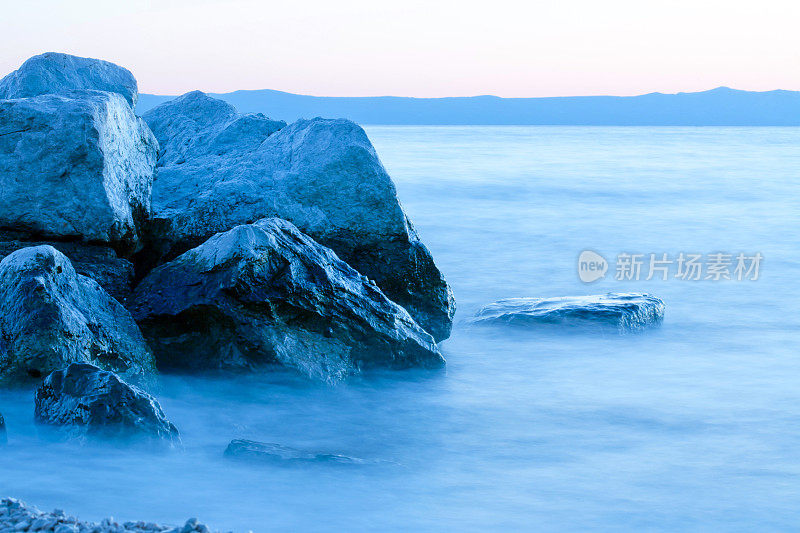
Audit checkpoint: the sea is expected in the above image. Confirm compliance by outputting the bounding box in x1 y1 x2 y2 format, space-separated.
1 126 799 531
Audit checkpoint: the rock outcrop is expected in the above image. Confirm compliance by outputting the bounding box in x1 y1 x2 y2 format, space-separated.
1 498 211 533
471 293 665 332
35 363 179 445
224 439 373 465
0 52 139 107
0 90 157 251
132 218 444 381
141 92 454 340
0 246 155 383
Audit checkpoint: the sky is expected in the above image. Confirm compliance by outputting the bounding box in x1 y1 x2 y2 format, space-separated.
1 0 798 98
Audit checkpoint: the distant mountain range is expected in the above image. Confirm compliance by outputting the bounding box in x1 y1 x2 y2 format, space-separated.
137 87 800 126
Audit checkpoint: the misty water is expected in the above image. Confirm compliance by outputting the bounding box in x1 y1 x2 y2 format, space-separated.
2 126 799 531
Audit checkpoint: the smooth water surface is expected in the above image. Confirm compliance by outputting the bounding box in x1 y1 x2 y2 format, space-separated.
2 126 799 531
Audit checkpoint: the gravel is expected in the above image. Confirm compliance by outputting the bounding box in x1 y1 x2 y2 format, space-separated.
0 499 228 533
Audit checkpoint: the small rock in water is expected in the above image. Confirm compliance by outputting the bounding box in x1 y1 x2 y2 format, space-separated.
471 292 665 332
224 439 373 465
34 363 180 446
0 411 6 445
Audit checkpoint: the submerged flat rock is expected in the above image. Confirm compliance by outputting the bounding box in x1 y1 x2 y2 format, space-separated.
35 363 180 445
132 218 443 381
142 91 454 340
472 293 665 332
224 439 374 465
0 246 155 383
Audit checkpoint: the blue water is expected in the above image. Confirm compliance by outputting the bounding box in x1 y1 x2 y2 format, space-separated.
2 126 799 531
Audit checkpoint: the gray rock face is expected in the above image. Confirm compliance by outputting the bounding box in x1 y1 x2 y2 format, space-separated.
0 232 135 303
0 52 139 107
35 363 180 445
471 293 665 332
1 498 212 532
0 91 157 251
143 91 286 167
0 246 155 383
224 439 372 465
0 412 6 445
142 91 454 340
131 218 444 381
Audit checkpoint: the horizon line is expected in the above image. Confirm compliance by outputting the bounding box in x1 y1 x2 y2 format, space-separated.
139 86 800 100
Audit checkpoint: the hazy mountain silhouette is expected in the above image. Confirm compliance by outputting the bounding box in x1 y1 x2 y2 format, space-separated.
137 87 800 125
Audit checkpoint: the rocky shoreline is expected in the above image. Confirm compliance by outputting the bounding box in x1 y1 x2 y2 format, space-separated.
0 51 457 524
0 499 216 533
0 51 667 529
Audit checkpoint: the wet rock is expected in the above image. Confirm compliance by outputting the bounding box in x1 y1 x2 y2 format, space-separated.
0 90 157 251
131 218 444 381
0 52 139 107
471 293 665 332
142 92 454 340
0 412 6 445
0 498 213 532
0 232 135 303
0 246 155 383
224 439 372 465
35 363 179 445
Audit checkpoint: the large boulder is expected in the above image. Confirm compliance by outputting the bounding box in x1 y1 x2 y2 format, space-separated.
142 91 454 340
131 218 444 381
0 90 157 251
0 52 139 107
0 246 155 383
0 231 134 303
143 90 286 167
471 293 665 332
35 363 180 445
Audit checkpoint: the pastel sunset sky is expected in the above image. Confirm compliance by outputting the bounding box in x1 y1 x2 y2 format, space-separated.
2 0 798 97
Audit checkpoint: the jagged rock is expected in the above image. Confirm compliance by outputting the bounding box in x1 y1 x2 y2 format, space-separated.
0 52 139 106
142 92 454 340
0 231 134 303
144 91 286 167
131 218 444 381
224 439 373 465
0 90 157 251
0 412 6 445
35 363 180 445
0 246 155 383
471 293 665 332
0 498 210 532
